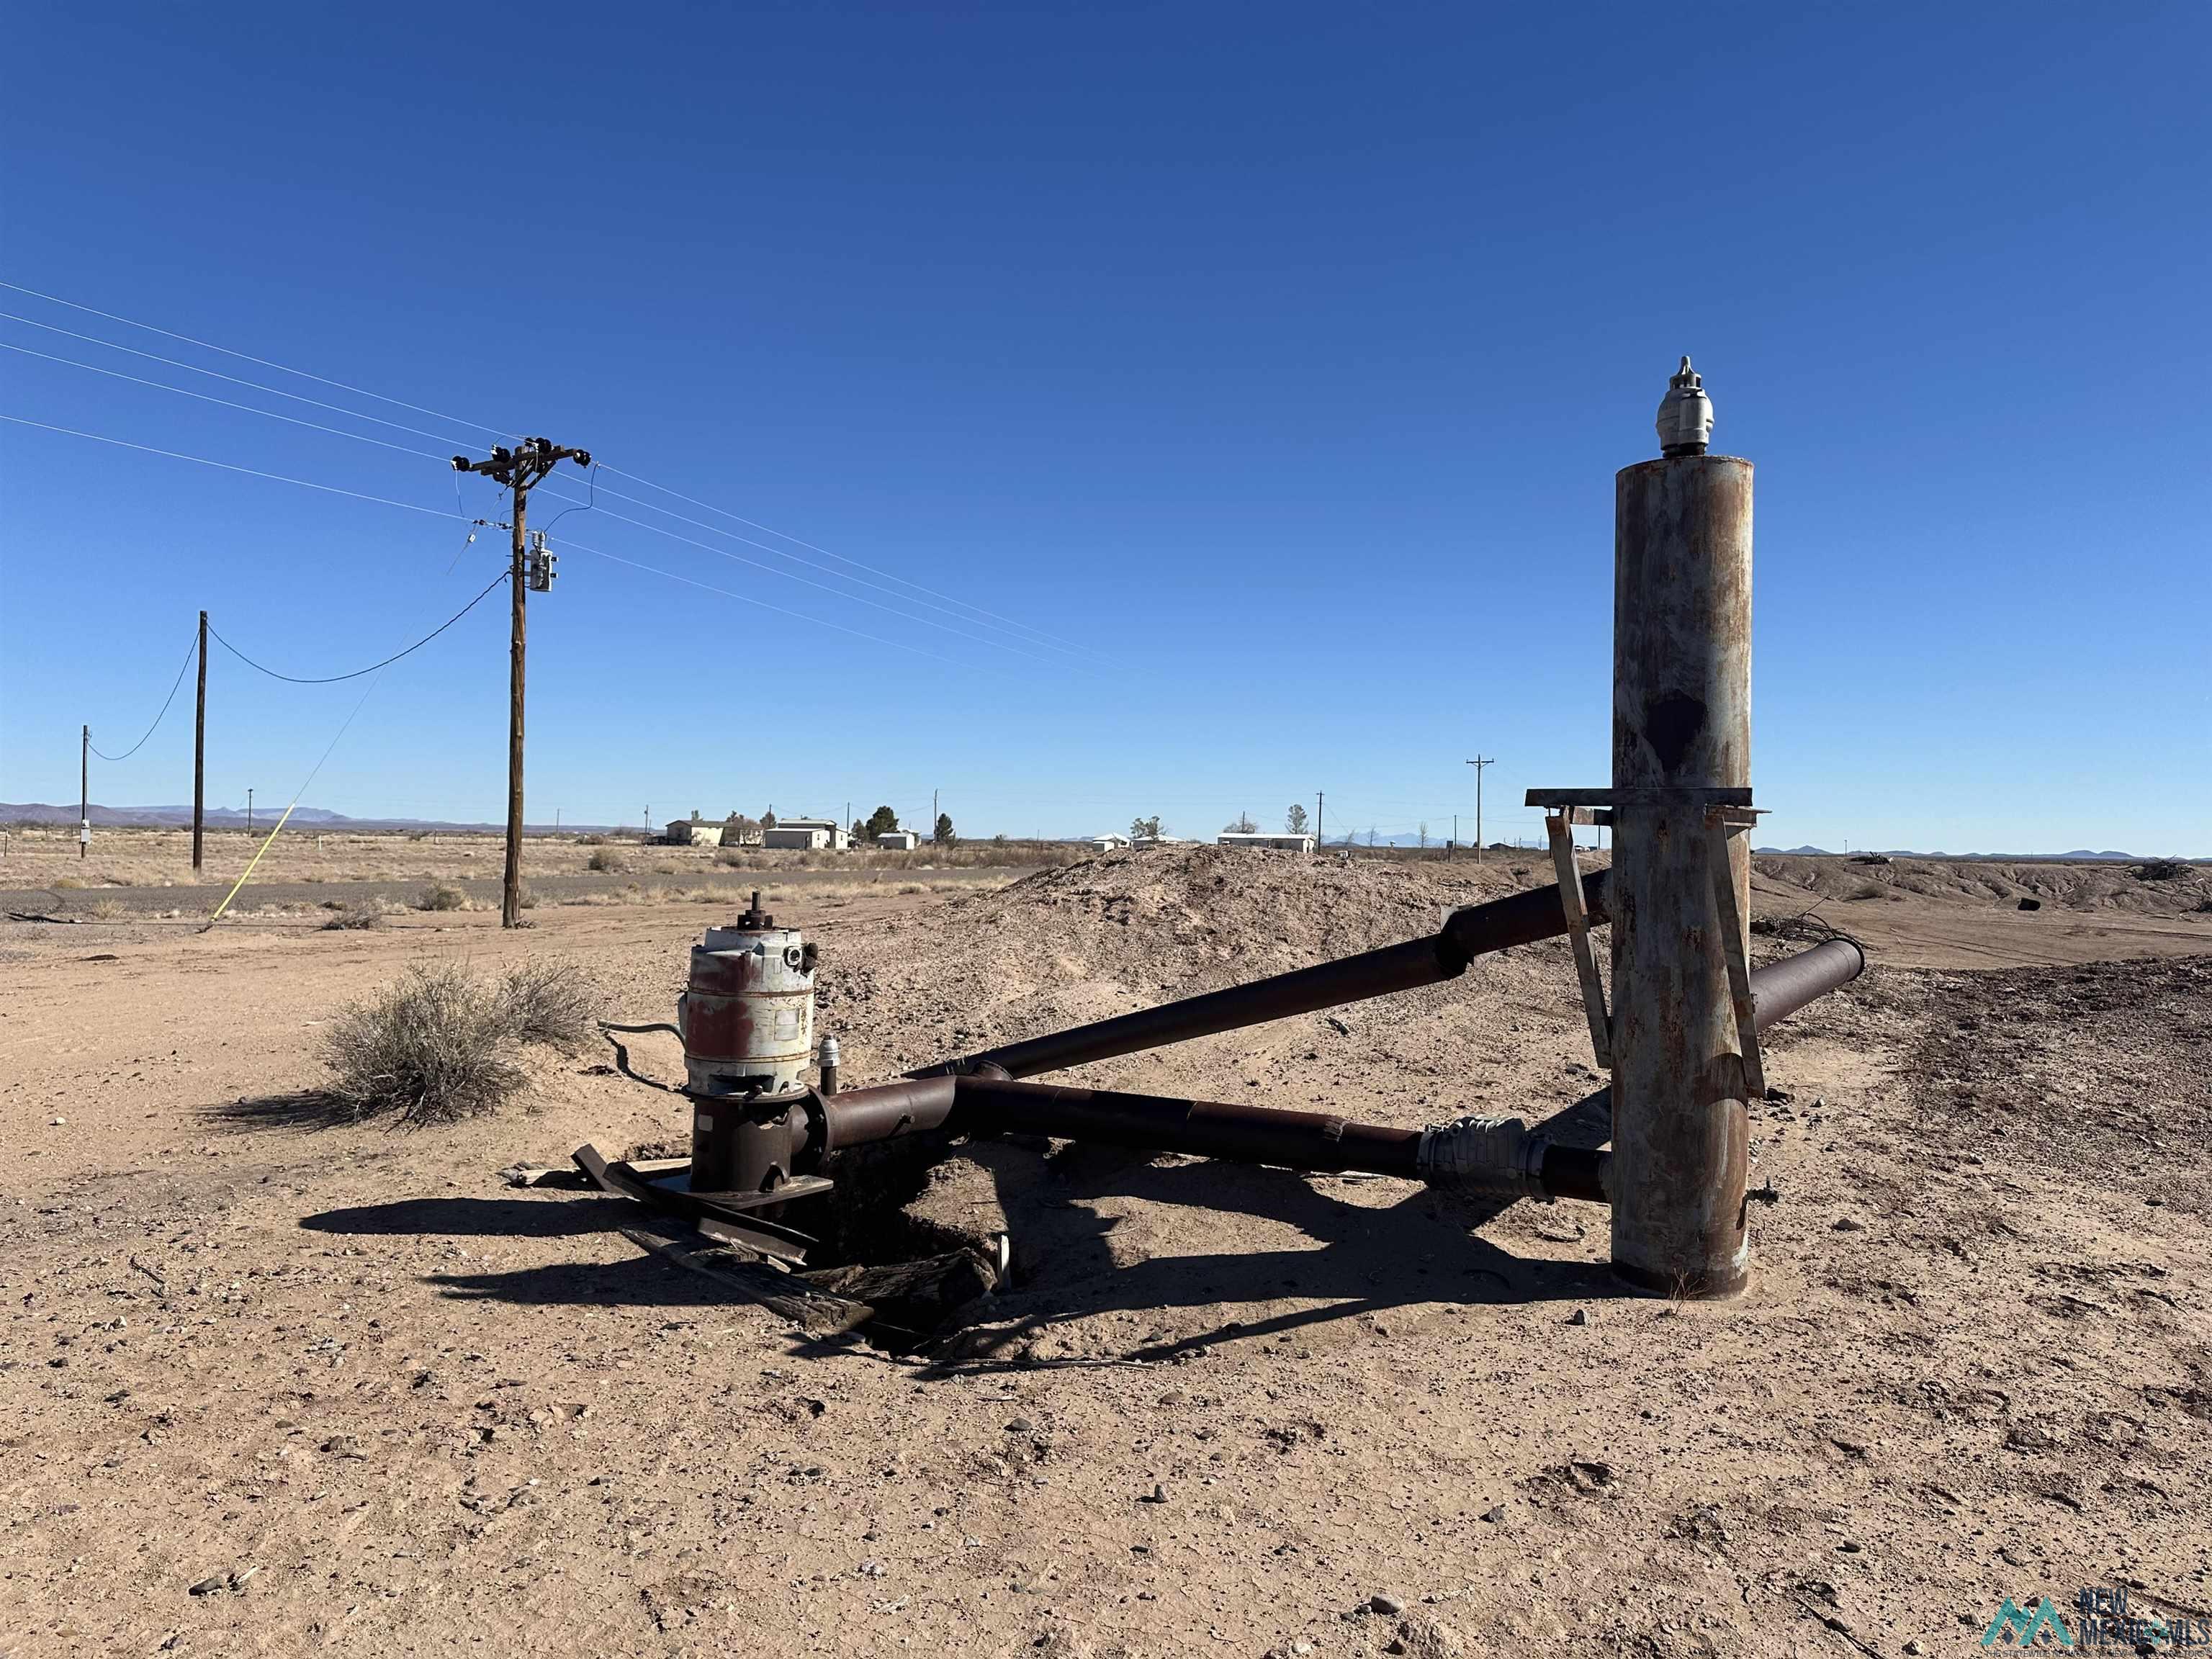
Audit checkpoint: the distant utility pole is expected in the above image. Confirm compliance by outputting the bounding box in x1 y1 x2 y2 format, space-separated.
1465 756 1493 864
451 438 593 927
78 724 88 859
247 787 254 836
1452 812 1458 860
1315 791 1323 849
192 610 208 871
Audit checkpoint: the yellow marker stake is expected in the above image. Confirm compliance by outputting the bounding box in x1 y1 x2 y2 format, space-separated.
202 802 299 929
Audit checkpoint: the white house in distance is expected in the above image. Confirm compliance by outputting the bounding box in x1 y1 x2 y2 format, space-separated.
763 817 850 851
1089 832 1132 853
876 828 922 850
1217 832 1315 853
662 817 724 847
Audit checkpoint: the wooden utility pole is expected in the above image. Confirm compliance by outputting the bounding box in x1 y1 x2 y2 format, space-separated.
450 439 593 927
192 610 207 871
1314 791 1323 850
78 724 89 859
1465 757 1493 863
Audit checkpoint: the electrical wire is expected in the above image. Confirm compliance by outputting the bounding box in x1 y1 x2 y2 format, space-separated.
3 281 1097 662
0 414 467 518
547 475 1103 661
206 567 509 684
6 343 1060 664
558 536 971 670
534 493 1055 662
597 463 1106 660
86 629 199 761
0 339 454 463
0 280 508 440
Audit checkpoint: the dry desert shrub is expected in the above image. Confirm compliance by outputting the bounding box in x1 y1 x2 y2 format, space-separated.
323 899 388 931
322 963 523 1125
417 881 469 912
586 848 627 873
86 898 125 921
494 957 598 1050
2134 859 2189 881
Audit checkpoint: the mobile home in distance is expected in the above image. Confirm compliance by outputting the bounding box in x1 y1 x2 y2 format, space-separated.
662 817 724 847
1216 832 1315 853
1089 833 1132 853
875 829 922 850
763 817 849 851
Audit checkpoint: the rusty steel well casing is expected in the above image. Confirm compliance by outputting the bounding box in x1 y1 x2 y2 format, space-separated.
680 922 818 1097
1610 454 1755 1298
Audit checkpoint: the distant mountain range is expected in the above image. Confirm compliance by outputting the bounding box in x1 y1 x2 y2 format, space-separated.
1752 845 2159 861
0 802 629 835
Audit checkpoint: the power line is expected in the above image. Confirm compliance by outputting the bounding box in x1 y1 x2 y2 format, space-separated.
4 280 1094 663
8 342 1058 663
598 463 1110 662
0 279 508 440
0 339 452 463
87 629 200 761
534 491 1056 662
0 414 467 518
560 537 970 670
559 475 1101 661
207 567 509 684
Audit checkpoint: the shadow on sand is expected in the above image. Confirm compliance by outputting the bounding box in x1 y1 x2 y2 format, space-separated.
293 1081 1631 1372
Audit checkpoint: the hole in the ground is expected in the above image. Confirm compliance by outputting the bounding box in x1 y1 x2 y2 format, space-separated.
783 1133 1008 1354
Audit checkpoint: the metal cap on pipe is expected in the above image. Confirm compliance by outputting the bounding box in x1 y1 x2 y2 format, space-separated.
1655 356 1714 457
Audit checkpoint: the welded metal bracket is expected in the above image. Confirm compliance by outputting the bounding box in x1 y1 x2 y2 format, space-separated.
1544 811 1612 1071
1704 806 1765 1100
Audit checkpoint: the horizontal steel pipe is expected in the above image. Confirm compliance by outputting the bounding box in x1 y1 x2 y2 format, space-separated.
945 1076 1424 1177
930 871 1611 1081
1750 938 1865 1031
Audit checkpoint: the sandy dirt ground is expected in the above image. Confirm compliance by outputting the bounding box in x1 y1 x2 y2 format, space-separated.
4 848 2209 1658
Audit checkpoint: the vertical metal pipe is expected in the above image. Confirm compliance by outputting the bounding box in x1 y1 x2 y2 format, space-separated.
1609 369 1754 1298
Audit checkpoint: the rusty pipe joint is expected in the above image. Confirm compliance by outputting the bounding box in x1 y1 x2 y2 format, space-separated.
1417 1114 1552 1201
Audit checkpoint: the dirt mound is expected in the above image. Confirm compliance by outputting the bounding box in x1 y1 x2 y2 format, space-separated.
1754 855 2212 919
817 845 1579 1078
1907 953 2212 1215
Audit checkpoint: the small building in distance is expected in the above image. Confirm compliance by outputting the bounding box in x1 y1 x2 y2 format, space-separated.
663 817 724 847
763 817 848 851
875 828 922 850
1089 832 1132 853
1217 832 1315 853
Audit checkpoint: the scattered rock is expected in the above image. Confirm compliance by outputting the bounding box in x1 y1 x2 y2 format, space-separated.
1370 1592 1406 1616
1141 1482 1168 1503
1480 1506 1505 1524
1566 1308 1591 1326
1833 1217 1866 1232
187 1575 225 1597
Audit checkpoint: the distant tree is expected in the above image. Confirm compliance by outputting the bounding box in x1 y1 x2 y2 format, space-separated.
852 819 868 842
725 812 761 842
1130 815 1164 841
992 832 1008 846
864 805 899 839
1224 813 1259 835
761 809 778 830
1367 827 1377 846
1286 804 1309 835
934 813 956 847
1418 822 1429 848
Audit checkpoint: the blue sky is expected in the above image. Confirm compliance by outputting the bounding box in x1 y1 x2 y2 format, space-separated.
2 4 2206 851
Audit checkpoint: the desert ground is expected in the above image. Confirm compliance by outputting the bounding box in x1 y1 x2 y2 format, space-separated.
4 843 2210 1657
